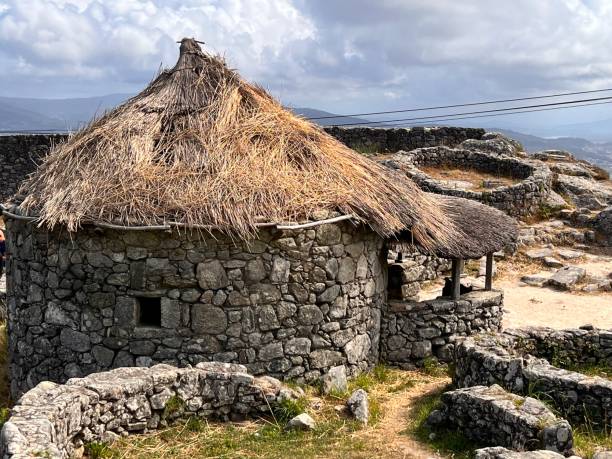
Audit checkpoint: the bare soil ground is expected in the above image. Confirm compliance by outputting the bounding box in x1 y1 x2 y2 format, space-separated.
419 166 519 191
498 253 612 329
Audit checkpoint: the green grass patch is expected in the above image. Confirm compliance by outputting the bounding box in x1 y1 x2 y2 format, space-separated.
350 142 382 155
403 385 481 459
272 396 309 423
84 442 112 459
162 395 185 419
421 357 451 378
573 422 612 459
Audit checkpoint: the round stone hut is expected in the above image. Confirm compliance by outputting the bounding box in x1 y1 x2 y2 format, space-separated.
2 39 517 397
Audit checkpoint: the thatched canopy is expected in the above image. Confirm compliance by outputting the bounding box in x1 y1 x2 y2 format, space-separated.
389 193 518 259
10 38 515 258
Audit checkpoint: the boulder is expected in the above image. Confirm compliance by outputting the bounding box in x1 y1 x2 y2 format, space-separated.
524 248 554 260
346 389 369 425
542 257 564 268
285 413 316 431
320 365 348 395
547 267 586 290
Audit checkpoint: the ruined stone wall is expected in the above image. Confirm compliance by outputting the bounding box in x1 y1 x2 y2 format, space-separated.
324 126 485 153
0 134 67 202
385 147 553 217
0 362 287 458
6 219 386 397
454 327 612 426
380 290 503 368
427 385 574 455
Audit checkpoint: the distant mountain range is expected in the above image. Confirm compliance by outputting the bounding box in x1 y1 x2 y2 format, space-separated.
0 94 130 131
0 96 610 171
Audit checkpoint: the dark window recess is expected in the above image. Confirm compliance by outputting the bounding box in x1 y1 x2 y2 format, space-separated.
137 297 162 327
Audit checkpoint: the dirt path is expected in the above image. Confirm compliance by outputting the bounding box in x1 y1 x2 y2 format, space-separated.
498 252 612 329
362 378 448 459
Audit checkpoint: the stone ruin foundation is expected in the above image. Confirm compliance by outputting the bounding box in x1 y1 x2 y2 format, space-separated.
426 326 612 457
0 362 290 458
385 147 553 217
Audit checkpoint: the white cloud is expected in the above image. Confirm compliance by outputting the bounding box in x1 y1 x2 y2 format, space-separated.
0 0 315 94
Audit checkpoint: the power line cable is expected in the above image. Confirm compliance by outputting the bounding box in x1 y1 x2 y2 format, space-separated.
328 95 612 127
307 87 612 120
383 99 612 126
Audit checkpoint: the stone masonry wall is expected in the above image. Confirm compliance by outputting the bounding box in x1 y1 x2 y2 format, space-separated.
324 126 485 153
454 327 612 426
0 134 67 202
385 147 553 217
427 385 574 455
380 290 503 368
5 218 386 397
0 362 288 459
387 248 451 300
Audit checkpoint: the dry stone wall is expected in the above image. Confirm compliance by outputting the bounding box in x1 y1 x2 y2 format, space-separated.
0 362 288 459
385 147 553 217
380 290 503 367
454 327 612 426
324 126 485 152
5 218 386 397
387 249 451 300
0 134 66 202
427 385 574 455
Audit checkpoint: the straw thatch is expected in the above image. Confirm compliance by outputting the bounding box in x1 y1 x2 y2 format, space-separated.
15 38 461 254
390 193 518 259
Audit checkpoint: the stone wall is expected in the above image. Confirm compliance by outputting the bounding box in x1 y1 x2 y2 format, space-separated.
380 290 503 368
0 362 288 458
387 248 451 300
324 126 485 153
385 147 553 217
454 327 612 426
5 218 386 397
427 384 574 455
0 134 67 202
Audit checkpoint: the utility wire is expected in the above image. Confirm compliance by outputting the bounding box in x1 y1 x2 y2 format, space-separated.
307 87 612 120
328 95 612 127
382 99 612 127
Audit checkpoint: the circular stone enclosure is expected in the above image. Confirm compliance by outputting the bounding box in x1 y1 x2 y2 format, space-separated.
5 218 386 398
392 147 553 217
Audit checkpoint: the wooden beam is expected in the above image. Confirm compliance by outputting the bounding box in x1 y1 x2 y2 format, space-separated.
485 252 494 291
451 258 464 300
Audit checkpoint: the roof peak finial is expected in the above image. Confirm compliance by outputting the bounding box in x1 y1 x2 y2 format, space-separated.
177 37 206 55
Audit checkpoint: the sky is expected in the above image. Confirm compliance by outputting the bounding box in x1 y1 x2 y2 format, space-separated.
1 0 612 136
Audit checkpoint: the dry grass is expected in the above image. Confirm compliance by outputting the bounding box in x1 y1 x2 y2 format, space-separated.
95 367 449 459
16 39 456 256
419 166 519 191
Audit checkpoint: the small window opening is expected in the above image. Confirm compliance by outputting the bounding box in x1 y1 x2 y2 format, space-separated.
137 297 161 327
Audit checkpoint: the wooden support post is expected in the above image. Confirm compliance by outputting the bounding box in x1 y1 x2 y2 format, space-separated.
485 252 494 291
451 257 464 300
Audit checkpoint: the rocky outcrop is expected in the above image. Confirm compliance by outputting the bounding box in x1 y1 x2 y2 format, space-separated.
0 362 289 458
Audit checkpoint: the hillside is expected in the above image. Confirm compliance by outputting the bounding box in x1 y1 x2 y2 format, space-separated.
493 128 612 172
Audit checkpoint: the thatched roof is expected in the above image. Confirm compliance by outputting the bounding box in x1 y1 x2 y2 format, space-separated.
389 193 518 259
12 38 457 251
10 38 516 258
